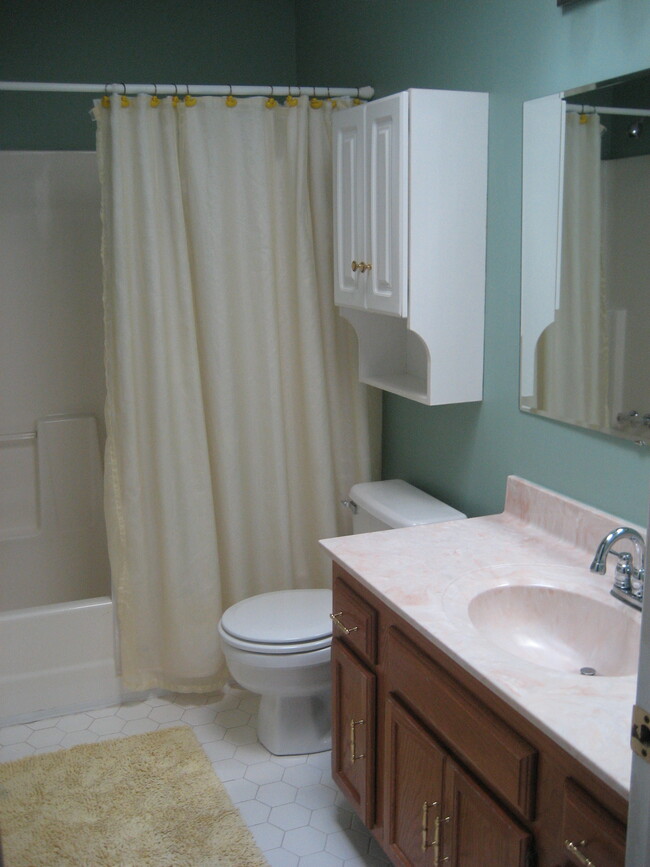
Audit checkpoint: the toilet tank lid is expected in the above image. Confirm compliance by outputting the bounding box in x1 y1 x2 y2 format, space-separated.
349 480 466 528
220 589 332 645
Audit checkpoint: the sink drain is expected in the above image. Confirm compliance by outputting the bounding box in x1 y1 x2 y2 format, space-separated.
580 667 597 676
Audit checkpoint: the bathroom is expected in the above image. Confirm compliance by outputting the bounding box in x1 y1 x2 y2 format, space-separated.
2 0 650 864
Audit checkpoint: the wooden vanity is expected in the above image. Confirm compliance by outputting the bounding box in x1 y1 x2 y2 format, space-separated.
332 565 626 866
321 477 640 867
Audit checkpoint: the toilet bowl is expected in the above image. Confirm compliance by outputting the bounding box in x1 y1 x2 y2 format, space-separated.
218 480 466 756
218 589 333 755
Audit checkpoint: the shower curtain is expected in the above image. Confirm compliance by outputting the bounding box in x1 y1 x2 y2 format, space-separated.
536 111 609 429
95 94 379 693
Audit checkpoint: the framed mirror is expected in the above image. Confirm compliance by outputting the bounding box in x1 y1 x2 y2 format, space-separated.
520 67 650 445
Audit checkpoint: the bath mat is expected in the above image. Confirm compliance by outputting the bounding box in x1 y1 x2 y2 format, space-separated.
0 726 267 866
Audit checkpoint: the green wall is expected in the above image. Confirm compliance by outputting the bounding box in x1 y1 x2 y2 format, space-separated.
1 0 297 149
296 0 650 525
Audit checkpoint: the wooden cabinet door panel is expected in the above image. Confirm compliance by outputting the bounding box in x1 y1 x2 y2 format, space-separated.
384 696 445 866
443 759 532 867
331 637 376 827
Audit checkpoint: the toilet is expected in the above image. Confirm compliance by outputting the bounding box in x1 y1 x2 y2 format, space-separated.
218 480 466 755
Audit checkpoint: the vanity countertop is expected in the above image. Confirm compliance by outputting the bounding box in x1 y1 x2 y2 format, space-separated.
320 476 643 799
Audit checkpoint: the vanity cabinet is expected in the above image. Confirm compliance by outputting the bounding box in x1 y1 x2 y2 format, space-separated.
330 566 628 867
332 89 488 405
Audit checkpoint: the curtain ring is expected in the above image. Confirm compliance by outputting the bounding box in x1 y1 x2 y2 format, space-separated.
266 85 276 109
226 84 237 107
328 86 337 109
150 83 160 107
102 83 111 108
172 83 180 107
310 86 322 109
286 85 298 107
184 84 197 107
354 86 361 105
120 82 130 108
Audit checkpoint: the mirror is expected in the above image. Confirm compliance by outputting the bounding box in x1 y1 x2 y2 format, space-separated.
520 67 650 445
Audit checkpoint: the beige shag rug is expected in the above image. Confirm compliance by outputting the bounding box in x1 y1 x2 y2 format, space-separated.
0 725 268 866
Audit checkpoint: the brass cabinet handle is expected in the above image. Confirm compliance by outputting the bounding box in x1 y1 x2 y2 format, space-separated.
432 814 451 865
350 261 372 273
330 612 358 635
351 260 359 272
565 840 596 867
421 801 436 852
350 718 365 762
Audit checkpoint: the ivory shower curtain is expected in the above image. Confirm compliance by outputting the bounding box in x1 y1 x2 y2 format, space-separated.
536 110 609 429
95 94 379 693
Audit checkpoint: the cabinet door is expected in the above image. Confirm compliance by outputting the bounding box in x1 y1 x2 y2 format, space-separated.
443 760 532 867
333 105 366 310
384 696 445 866
365 92 408 317
331 638 376 827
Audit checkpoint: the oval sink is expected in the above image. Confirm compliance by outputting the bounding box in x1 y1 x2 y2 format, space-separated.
468 584 640 676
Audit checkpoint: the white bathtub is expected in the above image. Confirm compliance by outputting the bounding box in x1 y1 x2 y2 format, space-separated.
0 596 122 725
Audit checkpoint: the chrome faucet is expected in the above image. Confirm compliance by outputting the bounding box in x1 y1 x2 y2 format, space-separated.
590 526 645 610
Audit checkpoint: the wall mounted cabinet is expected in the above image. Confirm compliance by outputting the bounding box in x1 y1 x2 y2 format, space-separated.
333 89 488 405
330 566 627 867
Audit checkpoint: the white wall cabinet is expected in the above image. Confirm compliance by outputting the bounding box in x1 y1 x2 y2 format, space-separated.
333 89 488 405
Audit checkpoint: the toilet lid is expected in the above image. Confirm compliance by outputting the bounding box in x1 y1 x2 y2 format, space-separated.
220 589 332 647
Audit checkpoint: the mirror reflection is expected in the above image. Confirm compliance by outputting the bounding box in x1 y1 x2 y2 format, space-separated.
520 68 650 445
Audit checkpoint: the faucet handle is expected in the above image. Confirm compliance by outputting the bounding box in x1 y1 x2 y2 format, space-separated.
614 552 633 592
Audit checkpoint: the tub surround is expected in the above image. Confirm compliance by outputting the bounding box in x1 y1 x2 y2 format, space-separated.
321 475 642 798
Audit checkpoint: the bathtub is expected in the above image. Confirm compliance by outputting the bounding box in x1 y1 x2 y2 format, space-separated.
0 415 122 725
0 596 122 725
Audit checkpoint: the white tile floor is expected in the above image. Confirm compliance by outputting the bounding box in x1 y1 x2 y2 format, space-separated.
0 687 392 866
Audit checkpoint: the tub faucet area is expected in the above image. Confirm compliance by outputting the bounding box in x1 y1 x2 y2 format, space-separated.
590 526 645 610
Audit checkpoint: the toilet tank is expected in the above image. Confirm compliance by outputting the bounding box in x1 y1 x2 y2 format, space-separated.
348 479 466 534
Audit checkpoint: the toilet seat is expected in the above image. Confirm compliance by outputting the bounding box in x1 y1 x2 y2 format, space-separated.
219 589 332 655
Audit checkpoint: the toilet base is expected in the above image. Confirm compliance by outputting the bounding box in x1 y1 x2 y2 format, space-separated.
257 688 332 755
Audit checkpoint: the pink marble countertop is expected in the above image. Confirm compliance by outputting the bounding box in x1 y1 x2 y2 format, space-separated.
320 476 643 799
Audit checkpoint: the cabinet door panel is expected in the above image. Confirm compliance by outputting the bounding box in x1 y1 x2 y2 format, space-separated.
331 638 376 827
444 760 532 867
365 93 408 316
333 108 366 309
384 696 445 866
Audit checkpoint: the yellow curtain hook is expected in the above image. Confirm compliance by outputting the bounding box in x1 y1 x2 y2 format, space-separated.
310 86 323 109
226 84 237 108
328 87 337 109
579 104 589 124
171 84 180 107
265 85 277 109
150 84 160 107
184 84 197 107
285 85 298 107
120 83 130 108
102 83 111 109
353 87 362 106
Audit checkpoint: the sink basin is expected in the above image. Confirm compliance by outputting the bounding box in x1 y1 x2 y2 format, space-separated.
468 584 640 676
443 565 641 677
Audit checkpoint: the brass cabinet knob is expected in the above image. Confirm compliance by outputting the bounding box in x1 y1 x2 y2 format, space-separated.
351 260 358 272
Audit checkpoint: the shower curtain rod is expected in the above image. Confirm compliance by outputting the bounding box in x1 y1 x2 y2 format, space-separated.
0 81 374 99
565 102 650 118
